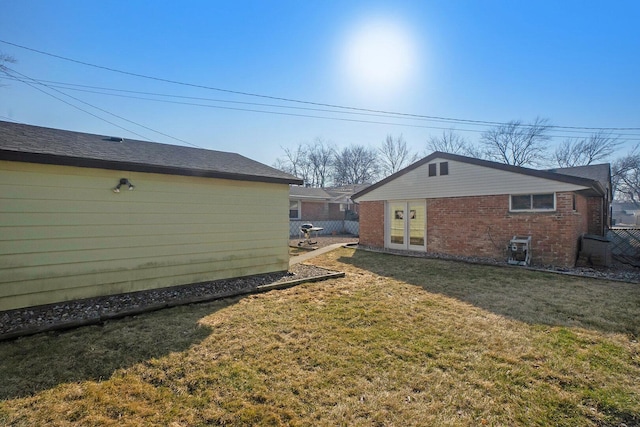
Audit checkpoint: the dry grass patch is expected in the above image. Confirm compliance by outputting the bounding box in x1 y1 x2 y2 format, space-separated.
1 248 639 426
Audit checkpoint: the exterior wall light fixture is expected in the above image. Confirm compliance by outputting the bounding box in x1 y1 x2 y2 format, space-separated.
113 178 134 193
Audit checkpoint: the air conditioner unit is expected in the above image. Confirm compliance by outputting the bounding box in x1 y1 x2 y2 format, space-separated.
508 236 531 266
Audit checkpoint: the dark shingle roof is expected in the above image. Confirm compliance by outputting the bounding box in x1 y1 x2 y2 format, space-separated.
547 164 611 199
324 184 371 197
289 184 371 202
289 186 332 200
0 121 302 185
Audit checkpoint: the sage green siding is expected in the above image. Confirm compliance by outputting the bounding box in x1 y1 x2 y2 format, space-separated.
0 160 290 311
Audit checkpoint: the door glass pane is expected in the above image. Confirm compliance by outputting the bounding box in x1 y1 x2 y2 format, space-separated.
390 203 405 245
409 203 425 247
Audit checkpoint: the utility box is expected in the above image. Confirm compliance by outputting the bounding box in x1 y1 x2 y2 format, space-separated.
578 234 612 267
508 236 532 266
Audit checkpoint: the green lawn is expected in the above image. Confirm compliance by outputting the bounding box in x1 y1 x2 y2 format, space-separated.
1 247 639 426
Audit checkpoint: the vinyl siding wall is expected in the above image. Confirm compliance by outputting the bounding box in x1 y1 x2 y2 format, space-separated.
356 158 589 201
0 160 290 311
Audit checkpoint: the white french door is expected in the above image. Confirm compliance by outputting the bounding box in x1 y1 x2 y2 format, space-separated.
386 201 426 251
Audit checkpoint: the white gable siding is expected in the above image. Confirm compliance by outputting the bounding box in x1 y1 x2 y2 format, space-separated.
356 158 589 202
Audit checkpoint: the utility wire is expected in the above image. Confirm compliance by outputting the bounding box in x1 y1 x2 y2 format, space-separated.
6 75 640 138
3 69 153 141
3 39 640 132
4 67 203 148
0 76 592 137
0 115 21 123
3 77 493 130
5 75 640 141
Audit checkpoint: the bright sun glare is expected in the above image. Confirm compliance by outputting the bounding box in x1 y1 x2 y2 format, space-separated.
341 17 419 101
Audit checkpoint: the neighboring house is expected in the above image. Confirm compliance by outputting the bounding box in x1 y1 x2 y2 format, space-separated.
288 184 368 237
0 121 302 311
289 186 336 220
289 184 368 221
324 184 370 220
353 151 611 267
612 201 640 226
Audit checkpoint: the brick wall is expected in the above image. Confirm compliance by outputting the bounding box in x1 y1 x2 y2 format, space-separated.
586 197 603 235
359 201 384 247
574 194 589 241
328 203 345 220
301 201 329 220
358 192 593 267
301 201 350 221
426 192 587 266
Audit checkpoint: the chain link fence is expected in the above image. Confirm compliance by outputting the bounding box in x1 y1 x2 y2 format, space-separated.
607 227 640 257
289 220 359 238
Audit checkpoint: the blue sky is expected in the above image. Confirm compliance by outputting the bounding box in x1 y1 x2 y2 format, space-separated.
1 1 639 167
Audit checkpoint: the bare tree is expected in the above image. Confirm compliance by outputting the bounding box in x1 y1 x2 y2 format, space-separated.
272 157 294 174
480 117 552 167
307 138 335 187
0 52 17 86
274 140 336 187
273 143 312 184
333 144 380 185
426 130 475 156
463 143 486 160
379 134 419 176
612 146 640 202
554 131 622 167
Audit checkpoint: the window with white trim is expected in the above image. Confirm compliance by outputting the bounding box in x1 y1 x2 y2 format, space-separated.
510 193 555 211
289 200 301 219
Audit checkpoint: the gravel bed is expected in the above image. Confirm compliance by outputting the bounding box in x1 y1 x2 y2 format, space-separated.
358 245 640 283
4 240 638 339
297 236 640 283
0 263 336 339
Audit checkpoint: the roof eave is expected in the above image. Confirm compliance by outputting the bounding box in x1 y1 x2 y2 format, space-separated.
290 196 332 201
0 150 303 185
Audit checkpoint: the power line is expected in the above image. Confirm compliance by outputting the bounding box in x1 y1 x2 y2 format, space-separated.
5 75 640 141
3 67 203 148
0 115 21 123
2 39 640 132
2 76 498 130
6 75 640 138
4 70 153 140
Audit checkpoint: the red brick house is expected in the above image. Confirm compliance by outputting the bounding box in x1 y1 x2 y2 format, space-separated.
289 187 336 220
289 185 367 221
352 152 611 267
289 185 368 237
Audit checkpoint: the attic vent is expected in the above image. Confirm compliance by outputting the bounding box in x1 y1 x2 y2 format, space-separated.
109 137 124 142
